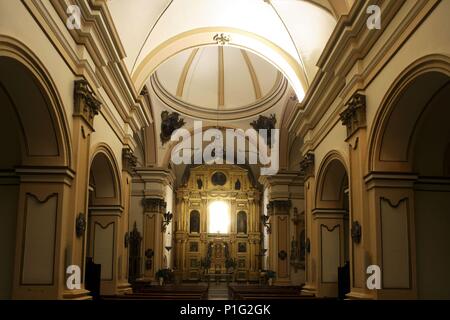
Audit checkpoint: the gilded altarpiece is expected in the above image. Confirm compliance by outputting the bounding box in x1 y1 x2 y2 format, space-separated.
174 165 261 281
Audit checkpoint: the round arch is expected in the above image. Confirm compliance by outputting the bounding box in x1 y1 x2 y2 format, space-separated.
314 151 350 210
89 144 123 207
0 35 71 167
132 27 308 101
368 54 450 173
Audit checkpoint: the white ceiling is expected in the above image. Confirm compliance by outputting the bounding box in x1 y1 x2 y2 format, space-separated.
108 0 340 101
155 46 281 110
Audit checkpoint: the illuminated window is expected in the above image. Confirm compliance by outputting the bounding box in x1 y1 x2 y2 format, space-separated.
208 200 230 234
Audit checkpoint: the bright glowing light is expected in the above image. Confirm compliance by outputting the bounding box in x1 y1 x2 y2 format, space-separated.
208 200 230 234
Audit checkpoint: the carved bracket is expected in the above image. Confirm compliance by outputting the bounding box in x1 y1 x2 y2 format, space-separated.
74 79 102 128
142 198 167 214
340 92 366 138
267 200 291 216
76 213 86 238
351 221 362 244
250 114 277 147
122 148 137 174
300 152 315 179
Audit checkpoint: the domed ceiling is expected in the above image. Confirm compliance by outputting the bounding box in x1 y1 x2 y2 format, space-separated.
151 46 288 120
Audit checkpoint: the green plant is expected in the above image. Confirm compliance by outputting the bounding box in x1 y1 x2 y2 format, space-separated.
155 268 174 281
263 269 276 279
225 258 237 269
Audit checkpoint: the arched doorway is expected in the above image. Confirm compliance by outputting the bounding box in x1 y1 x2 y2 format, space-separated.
86 148 122 296
0 49 70 299
369 56 450 299
314 155 350 298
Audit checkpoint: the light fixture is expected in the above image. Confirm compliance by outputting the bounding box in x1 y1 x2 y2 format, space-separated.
262 214 271 234
161 211 173 232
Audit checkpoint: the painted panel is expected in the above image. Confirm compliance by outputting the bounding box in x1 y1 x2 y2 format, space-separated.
93 222 115 281
381 198 410 289
22 194 57 285
321 225 340 283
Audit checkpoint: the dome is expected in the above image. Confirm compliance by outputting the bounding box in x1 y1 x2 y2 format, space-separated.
151 46 288 120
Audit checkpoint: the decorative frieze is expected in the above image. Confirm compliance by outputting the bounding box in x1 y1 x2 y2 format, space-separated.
122 148 137 174
300 152 315 179
142 198 167 214
267 200 292 216
74 79 101 127
340 92 366 138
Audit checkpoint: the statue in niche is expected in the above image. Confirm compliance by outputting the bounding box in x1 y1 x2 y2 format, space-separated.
237 211 247 234
197 178 203 189
250 114 277 147
235 179 241 190
189 210 200 233
160 111 185 145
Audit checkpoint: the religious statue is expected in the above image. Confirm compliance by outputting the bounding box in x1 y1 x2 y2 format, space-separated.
196 178 203 189
160 111 185 145
250 114 277 147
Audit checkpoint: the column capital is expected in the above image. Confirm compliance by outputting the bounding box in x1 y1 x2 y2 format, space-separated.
340 92 366 138
267 200 292 216
122 148 137 174
142 197 167 214
74 79 102 128
300 152 315 179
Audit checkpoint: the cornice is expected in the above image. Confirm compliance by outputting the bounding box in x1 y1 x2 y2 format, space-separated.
23 0 151 141
289 0 437 152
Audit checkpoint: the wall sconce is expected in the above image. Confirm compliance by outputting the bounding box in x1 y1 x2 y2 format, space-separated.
351 221 362 244
165 246 172 252
161 211 173 232
261 215 271 234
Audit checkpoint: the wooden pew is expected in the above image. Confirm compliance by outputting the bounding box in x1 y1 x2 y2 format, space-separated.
102 284 209 300
228 284 313 300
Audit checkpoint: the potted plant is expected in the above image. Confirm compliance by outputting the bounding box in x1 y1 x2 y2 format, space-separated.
155 268 174 286
225 258 237 273
265 270 276 286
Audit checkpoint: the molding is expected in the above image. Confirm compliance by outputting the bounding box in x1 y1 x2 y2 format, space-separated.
176 48 199 97
300 152 315 179
291 0 438 153
150 69 287 121
339 92 366 139
74 79 102 129
122 147 137 174
241 49 262 100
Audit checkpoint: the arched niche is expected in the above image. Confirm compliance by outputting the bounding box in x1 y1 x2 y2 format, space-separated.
237 211 248 234
189 210 200 234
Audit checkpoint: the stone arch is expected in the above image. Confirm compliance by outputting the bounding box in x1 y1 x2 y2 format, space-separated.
368 54 450 173
315 151 349 210
0 35 71 167
89 144 123 207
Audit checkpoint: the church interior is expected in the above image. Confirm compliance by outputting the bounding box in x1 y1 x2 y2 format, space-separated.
0 0 449 301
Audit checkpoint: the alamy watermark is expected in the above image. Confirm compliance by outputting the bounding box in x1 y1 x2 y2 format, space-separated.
66 5 81 30
170 121 279 176
367 5 381 30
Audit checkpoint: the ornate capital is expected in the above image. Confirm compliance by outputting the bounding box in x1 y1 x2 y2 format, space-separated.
142 197 167 214
300 152 315 179
267 200 291 216
340 92 366 138
122 148 137 174
74 79 101 127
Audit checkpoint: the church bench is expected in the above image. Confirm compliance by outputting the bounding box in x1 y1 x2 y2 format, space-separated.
228 285 307 300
